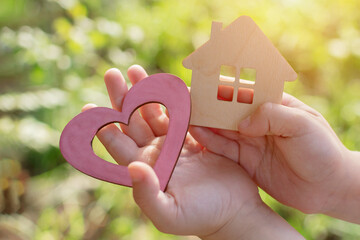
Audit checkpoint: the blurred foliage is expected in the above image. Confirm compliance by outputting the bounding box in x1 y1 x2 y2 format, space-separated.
1 0 360 239
0 159 26 214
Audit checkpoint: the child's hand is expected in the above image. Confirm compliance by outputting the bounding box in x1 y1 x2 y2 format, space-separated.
83 66 304 239
191 93 359 223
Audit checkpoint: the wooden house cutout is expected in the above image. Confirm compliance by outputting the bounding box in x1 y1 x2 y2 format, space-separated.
183 16 297 131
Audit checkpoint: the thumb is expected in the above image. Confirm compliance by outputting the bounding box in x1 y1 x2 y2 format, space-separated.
128 161 175 231
238 102 309 137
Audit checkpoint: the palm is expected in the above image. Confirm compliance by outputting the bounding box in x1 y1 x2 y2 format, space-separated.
237 134 336 212
143 134 259 235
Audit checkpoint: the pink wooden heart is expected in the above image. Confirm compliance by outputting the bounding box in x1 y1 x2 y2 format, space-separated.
59 73 191 191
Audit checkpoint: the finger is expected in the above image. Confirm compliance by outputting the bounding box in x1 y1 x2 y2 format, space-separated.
208 93 317 139
104 68 128 111
189 126 239 162
104 68 154 147
128 162 177 232
81 103 97 112
127 65 169 136
282 92 321 117
183 132 203 154
217 85 234 101
124 113 155 147
237 88 254 104
211 128 239 141
82 104 139 165
238 102 313 138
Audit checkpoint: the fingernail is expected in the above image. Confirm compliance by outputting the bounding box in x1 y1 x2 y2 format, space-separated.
129 168 143 183
239 116 251 129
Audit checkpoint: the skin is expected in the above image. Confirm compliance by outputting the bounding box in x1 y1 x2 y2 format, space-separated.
197 86 360 223
82 66 304 239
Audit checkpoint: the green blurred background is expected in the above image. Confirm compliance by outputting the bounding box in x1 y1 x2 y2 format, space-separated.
1 0 360 239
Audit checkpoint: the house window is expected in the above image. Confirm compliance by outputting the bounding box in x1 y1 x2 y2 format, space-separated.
237 87 254 104
240 68 256 83
238 68 256 104
218 66 256 104
220 65 236 80
218 65 236 101
217 85 234 101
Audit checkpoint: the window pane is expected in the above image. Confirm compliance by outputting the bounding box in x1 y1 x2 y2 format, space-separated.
237 87 254 104
220 65 236 82
217 85 234 102
239 68 256 84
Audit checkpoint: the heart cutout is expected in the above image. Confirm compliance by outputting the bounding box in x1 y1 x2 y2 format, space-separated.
59 73 191 191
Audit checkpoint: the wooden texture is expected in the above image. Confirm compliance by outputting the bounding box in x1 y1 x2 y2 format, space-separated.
59 73 191 191
183 16 297 131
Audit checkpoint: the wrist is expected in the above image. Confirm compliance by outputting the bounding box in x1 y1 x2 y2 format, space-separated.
324 149 360 223
199 201 304 240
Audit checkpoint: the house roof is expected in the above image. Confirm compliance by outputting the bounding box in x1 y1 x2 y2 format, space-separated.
183 16 297 82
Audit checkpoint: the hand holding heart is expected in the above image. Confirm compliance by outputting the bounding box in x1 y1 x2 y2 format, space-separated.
60 66 302 239
80 66 263 237
60 71 190 191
